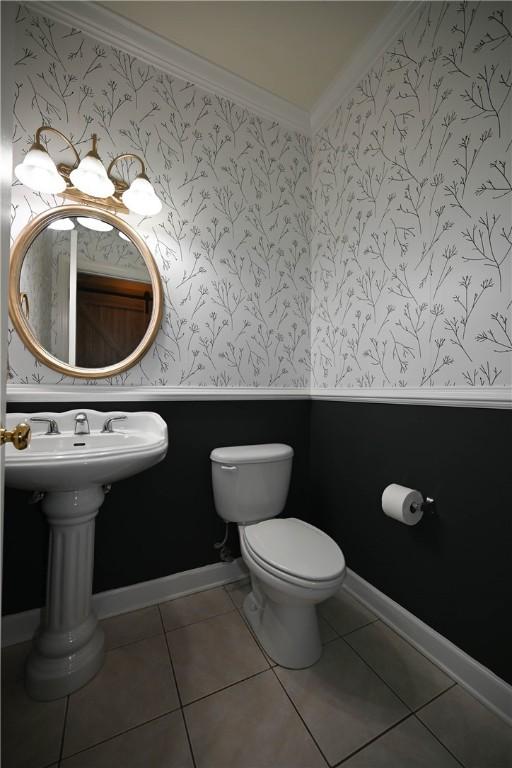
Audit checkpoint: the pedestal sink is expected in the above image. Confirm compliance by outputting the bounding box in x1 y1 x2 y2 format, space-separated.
4 409 168 701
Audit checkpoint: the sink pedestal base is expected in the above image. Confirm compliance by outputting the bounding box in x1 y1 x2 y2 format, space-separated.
26 486 106 701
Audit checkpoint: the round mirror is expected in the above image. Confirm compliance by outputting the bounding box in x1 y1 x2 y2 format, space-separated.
9 205 163 378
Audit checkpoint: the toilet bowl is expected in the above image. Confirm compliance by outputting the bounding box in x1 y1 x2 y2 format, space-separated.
210 443 346 669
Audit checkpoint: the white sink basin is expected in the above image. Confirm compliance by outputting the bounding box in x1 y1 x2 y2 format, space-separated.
3 409 168 702
5 409 168 491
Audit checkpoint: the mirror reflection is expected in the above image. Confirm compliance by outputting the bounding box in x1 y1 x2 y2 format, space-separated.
20 215 153 368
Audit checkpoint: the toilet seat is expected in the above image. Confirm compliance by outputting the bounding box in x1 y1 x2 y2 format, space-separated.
242 518 345 588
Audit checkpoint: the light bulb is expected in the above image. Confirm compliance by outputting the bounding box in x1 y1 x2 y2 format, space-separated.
122 175 162 216
70 153 115 198
118 231 131 241
48 217 75 231
15 145 66 194
77 216 113 232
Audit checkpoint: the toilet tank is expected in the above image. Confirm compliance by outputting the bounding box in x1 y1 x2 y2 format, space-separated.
210 443 293 524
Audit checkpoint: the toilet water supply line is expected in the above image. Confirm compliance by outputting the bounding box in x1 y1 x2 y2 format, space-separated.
214 522 233 562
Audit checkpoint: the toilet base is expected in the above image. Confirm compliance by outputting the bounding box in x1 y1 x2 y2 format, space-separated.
243 588 322 669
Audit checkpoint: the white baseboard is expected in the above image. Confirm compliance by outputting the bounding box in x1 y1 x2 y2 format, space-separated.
1 558 247 648
344 569 512 727
3 560 510 727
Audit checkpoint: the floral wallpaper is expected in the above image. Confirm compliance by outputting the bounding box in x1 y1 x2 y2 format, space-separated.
8 2 511 392
311 1 511 389
8 4 311 387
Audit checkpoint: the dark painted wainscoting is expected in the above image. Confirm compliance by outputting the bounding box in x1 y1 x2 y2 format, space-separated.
3 399 311 615
309 400 512 686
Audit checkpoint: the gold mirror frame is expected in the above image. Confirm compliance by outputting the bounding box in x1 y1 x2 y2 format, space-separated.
9 204 163 379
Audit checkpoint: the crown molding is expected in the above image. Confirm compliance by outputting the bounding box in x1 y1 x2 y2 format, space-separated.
29 1 421 138
310 0 419 134
311 387 512 409
30 1 310 135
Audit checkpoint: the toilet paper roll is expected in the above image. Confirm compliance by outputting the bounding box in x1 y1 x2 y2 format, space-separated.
382 484 423 526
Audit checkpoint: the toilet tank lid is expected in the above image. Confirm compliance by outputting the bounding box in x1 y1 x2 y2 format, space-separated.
210 443 293 465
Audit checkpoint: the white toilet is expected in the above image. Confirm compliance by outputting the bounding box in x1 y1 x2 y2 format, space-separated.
210 443 346 669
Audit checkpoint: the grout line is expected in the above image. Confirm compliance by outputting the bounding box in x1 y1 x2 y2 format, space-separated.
317 612 340 640
8 585 481 768
181 667 271 709
163 605 236 633
335 616 379 639
178 708 196 768
341 624 457 716
221 583 276 664
101 598 243 655
412 709 466 768
158 604 197 768
336 638 474 767
59 710 181 764
360 615 458 682
413 680 457 712
101 628 164 653
161 605 237 636
332 712 414 766
340 631 458 718
59 613 202 765
59 604 271 763
269 666 330 767
232 601 276 667
339 634 417 713
158 605 184 710
57 694 70 765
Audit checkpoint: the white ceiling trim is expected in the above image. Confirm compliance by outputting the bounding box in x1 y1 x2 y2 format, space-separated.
31 1 310 135
310 0 419 134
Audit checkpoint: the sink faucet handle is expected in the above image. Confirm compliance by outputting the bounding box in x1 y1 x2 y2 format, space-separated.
30 416 60 435
101 415 127 433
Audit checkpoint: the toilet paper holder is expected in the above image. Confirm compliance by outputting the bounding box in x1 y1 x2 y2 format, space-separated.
410 497 436 515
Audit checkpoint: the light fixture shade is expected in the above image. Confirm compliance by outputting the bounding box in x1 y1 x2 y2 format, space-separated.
122 175 162 216
15 146 66 194
48 217 75 231
77 216 113 232
70 154 115 198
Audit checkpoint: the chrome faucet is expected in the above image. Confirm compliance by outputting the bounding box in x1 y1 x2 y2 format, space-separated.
74 412 90 435
30 416 60 435
101 415 127 433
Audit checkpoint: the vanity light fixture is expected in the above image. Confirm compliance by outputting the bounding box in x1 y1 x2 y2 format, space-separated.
121 174 162 216
77 216 113 233
15 126 162 218
48 217 75 231
69 136 115 199
14 142 66 195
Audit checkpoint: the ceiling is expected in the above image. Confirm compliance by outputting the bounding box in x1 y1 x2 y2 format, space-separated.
99 1 395 110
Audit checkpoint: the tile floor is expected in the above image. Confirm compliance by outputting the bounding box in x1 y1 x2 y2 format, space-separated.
2 580 512 768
